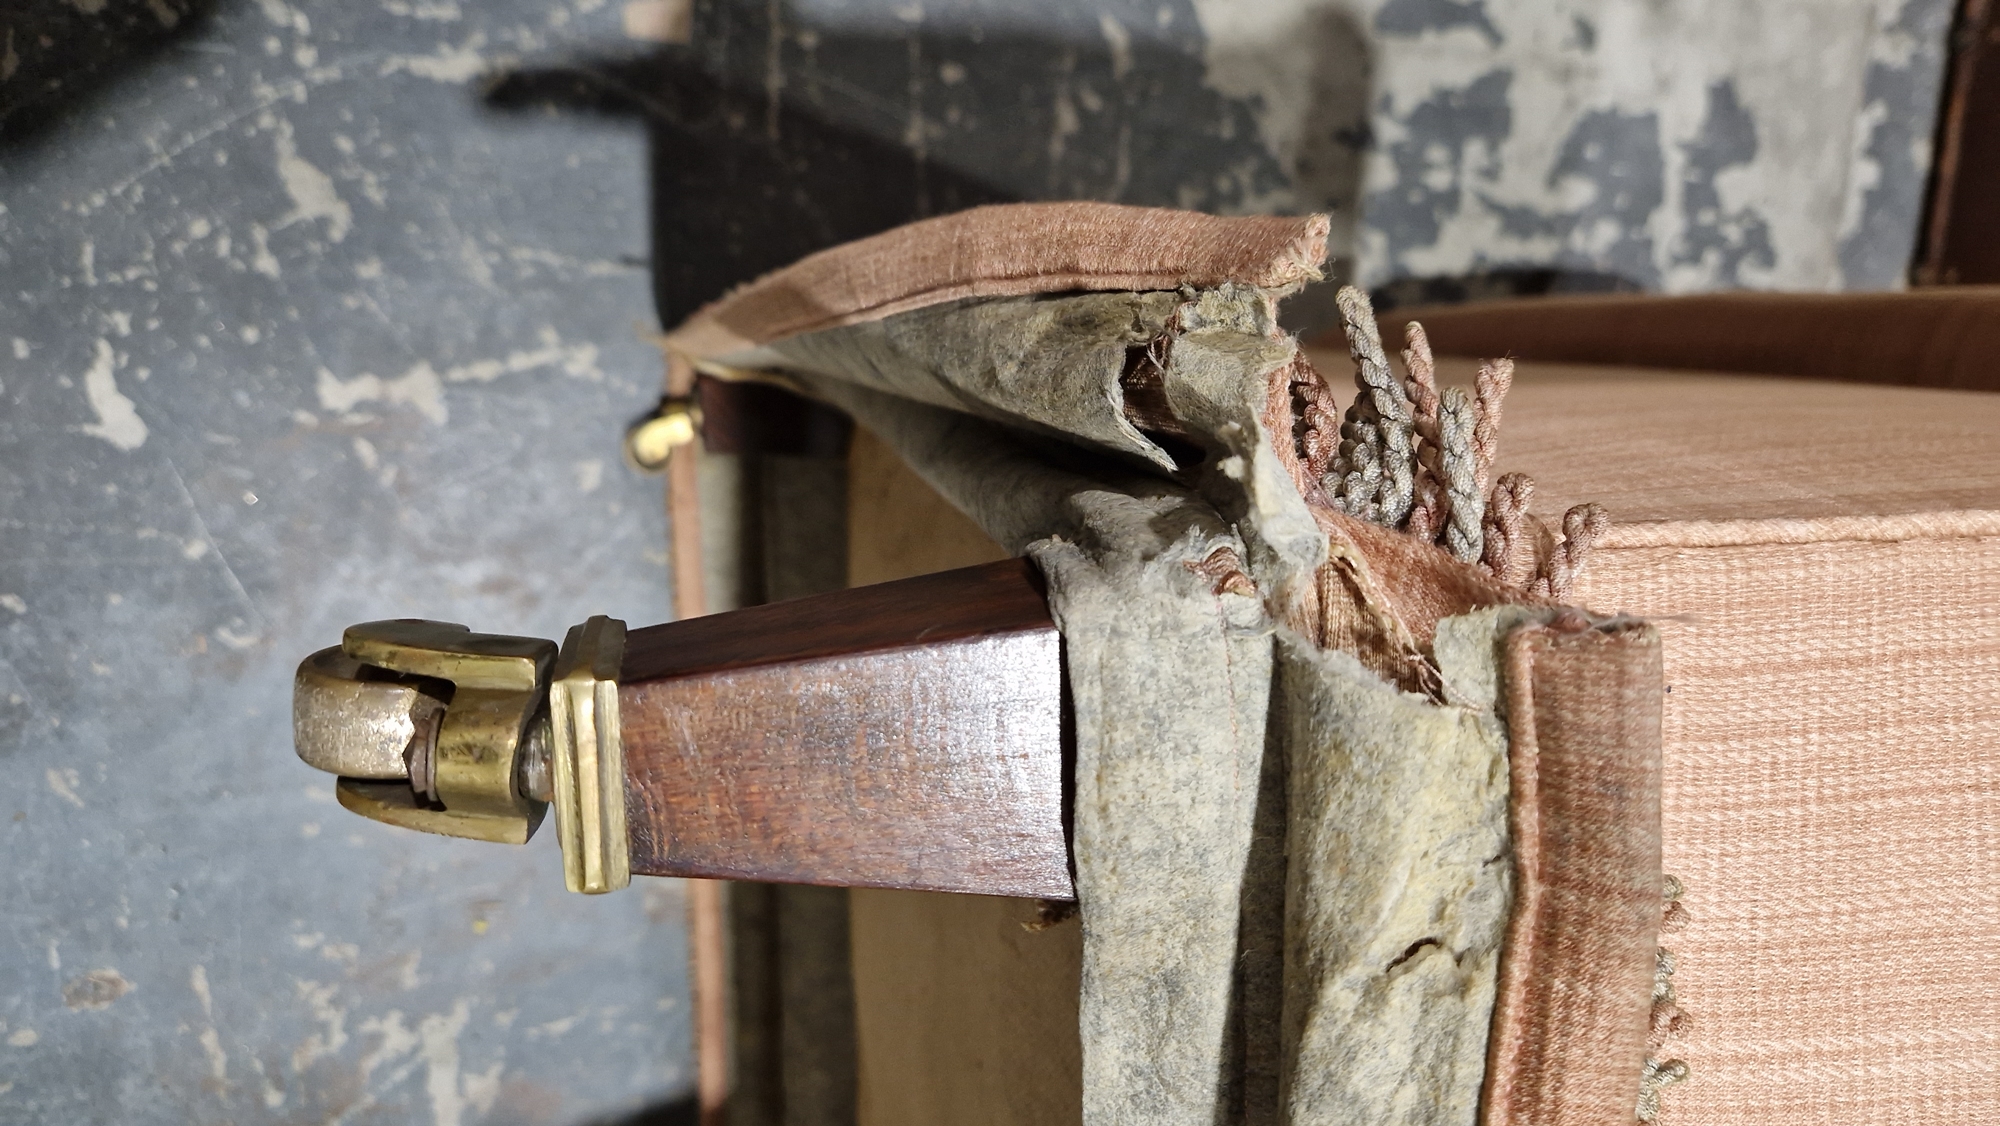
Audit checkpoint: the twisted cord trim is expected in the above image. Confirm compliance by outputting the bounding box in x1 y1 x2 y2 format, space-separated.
1482 471 1537 586
1440 387 1484 563
1403 322 1446 542
1304 286 1609 597
1531 503 1609 600
1472 357 1514 497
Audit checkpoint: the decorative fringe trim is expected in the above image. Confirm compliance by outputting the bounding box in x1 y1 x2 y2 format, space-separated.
1313 285 1608 598
1638 875 1691 1123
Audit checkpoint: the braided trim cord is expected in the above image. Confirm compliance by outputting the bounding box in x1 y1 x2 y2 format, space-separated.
1532 503 1610 600
1292 354 1343 483
1439 386 1483 563
1482 472 1536 585
1291 287 1607 597
1639 876 1691 1123
1333 286 1415 524
1379 419 1415 528
1337 424 1385 522
1403 322 1446 542
1472 357 1514 497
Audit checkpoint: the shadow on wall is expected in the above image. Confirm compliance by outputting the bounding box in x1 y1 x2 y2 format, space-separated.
482 46 1013 329
482 0 1375 332
0 0 222 148
589 1094 701 1126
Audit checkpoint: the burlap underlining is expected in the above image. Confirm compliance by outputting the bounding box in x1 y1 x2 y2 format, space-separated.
782 294 1543 1125
667 204 1666 1125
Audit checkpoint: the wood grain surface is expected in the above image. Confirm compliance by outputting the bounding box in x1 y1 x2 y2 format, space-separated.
1919 0 2000 284
845 420 1010 586
619 558 1073 899
850 889 1083 1125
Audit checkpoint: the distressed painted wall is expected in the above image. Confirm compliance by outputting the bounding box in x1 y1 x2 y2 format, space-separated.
679 0 1950 305
1318 0 1953 294
1 1 691 1123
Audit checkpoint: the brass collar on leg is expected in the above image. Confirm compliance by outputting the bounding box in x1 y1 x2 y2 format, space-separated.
549 616 631 895
292 615 631 894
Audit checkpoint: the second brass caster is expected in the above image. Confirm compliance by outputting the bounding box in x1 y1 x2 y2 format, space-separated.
292 615 631 894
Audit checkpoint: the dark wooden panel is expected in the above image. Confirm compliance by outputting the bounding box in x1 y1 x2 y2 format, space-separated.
1920 0 2000 284
696 374 855 458
618 560 1073 899
1368 290 2000 394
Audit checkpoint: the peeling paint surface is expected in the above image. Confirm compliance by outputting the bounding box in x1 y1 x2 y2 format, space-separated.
671 0 1946 315
77 338 148 451
1271 0 1948 293
1 0 689 1122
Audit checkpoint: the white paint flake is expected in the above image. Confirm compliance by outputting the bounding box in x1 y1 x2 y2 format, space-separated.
191 964 214 1015
457 236 494 288
191 966 229 1086
255 0 309 33
46 768 84 808
78 340 148 450
463 1063 503 1118
274 120 352 242
573 459 604 494
531 1014 581 1038
249 223 281 277
214 625 261 651
6 1029 37 1048
290 979 348 1071
0 594 23 614
383 0 464 19
1098 13 1132 80
316 364 448 425
11 338 28 360
442 326 601 383
419 1001 474 1126
379 36 489 83
255 1059 285 1107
